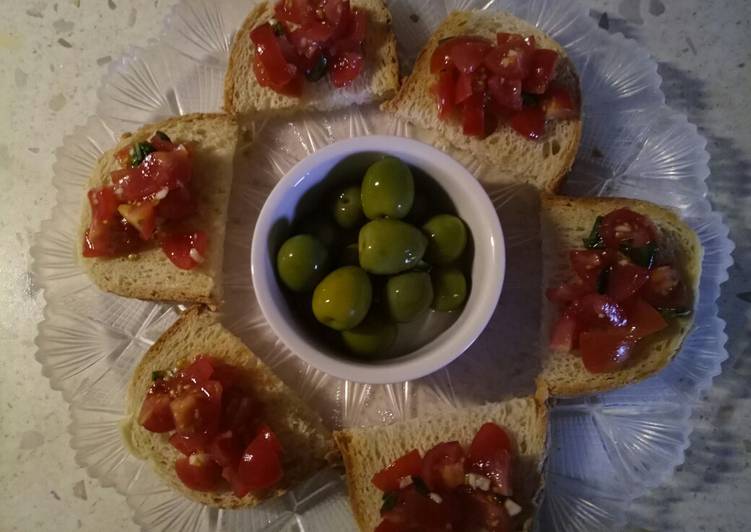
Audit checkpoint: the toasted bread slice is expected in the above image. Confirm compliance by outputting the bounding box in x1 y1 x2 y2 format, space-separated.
224 0 400 120
122 305 338 508
382 10 582 193
334 397 548 531
78 113 241 306
538 195 703 397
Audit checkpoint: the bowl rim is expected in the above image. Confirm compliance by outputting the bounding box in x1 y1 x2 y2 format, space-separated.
251 135 505 384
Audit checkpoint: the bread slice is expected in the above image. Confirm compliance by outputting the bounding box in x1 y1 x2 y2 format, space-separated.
382 10 582 193
122 305 339 508
78 113 241 306
334 397 548 531
224 0 400 120
538 195 703 397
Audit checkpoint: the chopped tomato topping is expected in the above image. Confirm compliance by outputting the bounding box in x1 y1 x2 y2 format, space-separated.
509 106 546 140
138 392 174 433
175 454 222 492
251 23 298 87
600 208 657 248
542 83 579 119
207 430 243 468
117 201 157 240
550 312 581 351
487 75 522 112
422 441 466 492
169 432 208 456
607 262 649 302
468 423 513 495
372 449 422 492
237 425 283 491
330 51 364 87
624 297 668 338
523 48 559 94
457 488 513 532
580 329 636 373
434 68 457 120
642 265 690 309
461 93 487 137
161 230 208 270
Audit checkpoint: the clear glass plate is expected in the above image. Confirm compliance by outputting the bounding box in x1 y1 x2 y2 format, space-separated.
31 0 734 530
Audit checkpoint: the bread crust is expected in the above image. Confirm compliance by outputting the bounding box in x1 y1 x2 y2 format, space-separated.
382 10 582 193
123 305 339 508
538 195 703 397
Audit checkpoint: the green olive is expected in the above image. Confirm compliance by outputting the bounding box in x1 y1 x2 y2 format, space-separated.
332 185 364 229
361 157 414 219
341 312 397 359
339 243 360 266
385 272 433 323
359 219 427 275
422 214 468 265
431 267 468 311
276 234 329 292
312 266 372 330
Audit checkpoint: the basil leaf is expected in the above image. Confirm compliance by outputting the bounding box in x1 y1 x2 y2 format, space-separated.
154 130 171 143
130 141 155 167
380 491 398 513
271 21 285 36
583 216 605 249
659 307 692 319
151 370 165 381
596 266 611 295
306 54 329 82
620 241 658 269
411 475 429 495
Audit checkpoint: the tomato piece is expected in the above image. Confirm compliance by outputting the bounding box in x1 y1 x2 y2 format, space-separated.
642 265 689 309
374 520 402 532
169 432 208 456
148 132 176 152
207 430 244 468
433 68 457 120
251 23 298 87
600 208 657 249
330 51 364 87
430 36 491 73
274 0 314 26
138 392 175 433
483 45 531 79
330 8 367 55
371 449 423 492
175 454 221 492
83 216 144 258
487 75 522 112
549 312 581 351
210 360 241 391
608 262 649 302
454 71 474 104
509 106 546 140
546 280 592 305
111 148 192 203
571 293 629 329
624 297 668 338
161 230 208 270
323 0 351 28
496 32 535 50
422 441 466 492
542 83 578 119
88 186 119 223
580 329 636 373
381 486 461 530
570 249 613 285
253 54 304 96
461 93 486 138
523 48 559 94
221 388 261 444
118 201 157 240
155 185 197 221
222 465 252 498
237 426 283 491
170 381 222 436
449 39 492 74
468 422 514 495
456 487 513 532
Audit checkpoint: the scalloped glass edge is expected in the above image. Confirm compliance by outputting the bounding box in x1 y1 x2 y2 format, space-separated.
29 0 735 530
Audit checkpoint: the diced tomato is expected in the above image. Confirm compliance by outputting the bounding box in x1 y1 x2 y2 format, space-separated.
138 392 175 433
323 0 351 30
330 52 364 87
221 388 261 444
600 208 657 249
642 265 689 309
523 48 559 94
430 36 491 73
468 422 513 495
546 280 592 305
487 75 522 112
170 381 222 436
115 145 132 166
111 147 192 203
374 520 401 532
483 46 531 79
161 230 208 270
149 132 176 152
155 185 197 221
175 454 222 492
210 360 241 390
455 71 474 104
381 486 461 530
207 430 244 468
83 216 144 258
181 356 215 384
253 54 304 96
496 32 534 50
542 83 578 120
330 8 367 55
456 488 513 532
222 465 252 498
251 23 298 87
570 249 612 284
580 329 636 373
88 186 119 223
433 68 457 120
372 449 423 492
274 0 314 26
169 432 208 456
422 441 466 492
608 262 649 302
449 39 492 74
624 298 668 338
509 106 546 140
571 293 629 329
118 201 157 240
461 93 486 137
237 426 283 491
549 312 581 351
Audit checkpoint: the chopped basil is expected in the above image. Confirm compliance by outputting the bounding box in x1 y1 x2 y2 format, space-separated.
522 93 540 108
411 475 429 495
596 266 611 294
620 241 658 269
154 130 171 143
659 307 692 319
151 370 165 381
583 216 605 249
306 54 329 82
270 20 285 36
380 491 398 513
130 141 155 167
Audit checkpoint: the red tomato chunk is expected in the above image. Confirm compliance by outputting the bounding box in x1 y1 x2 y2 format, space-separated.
139 357 284 494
